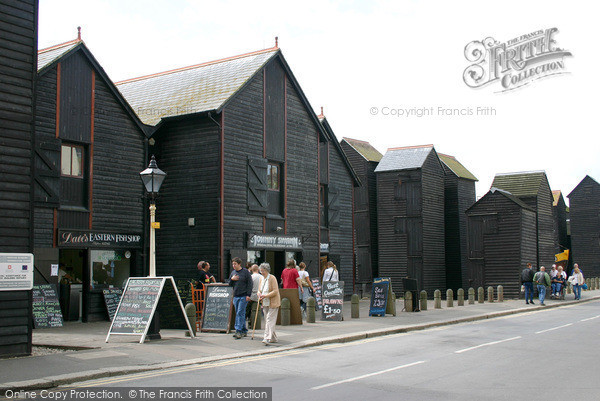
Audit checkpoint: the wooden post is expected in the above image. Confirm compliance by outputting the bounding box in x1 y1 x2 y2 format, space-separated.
468 287 475 304
351 294 360 318
251 300 261 329
281 298 290 326
405 291 413 312
420 290 428 311
478 287 484 303
306 297 316 323
457 288 464 306
446 289 453 307
487 286 494 303
434 290 441 309
497 285 503 302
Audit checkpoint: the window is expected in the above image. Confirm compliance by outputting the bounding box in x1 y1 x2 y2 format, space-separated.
267 163 280 190
61 144 84 178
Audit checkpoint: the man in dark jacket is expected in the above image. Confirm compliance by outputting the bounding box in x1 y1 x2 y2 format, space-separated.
229 257 253 339
521 263 535 305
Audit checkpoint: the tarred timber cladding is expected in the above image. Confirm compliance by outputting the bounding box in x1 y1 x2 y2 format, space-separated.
466 191 537 299
568 176 600 277
421 151 445 294
328 140 355 295
0 0 37 253
91 76 145 233
222 70 264 271
285 79 319 278
0 290 32 357
154 116 220 279
377 171 408 292
457 179 476 289
536 182 556 269
341 141 379 283
553 194 568 253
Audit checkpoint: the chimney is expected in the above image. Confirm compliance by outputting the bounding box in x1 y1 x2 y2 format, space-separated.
77 26 81 41
275 36 278 48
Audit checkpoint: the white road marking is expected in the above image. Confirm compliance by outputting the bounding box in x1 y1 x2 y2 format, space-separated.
580 315 600 322
535 323 573 334
310 360 427 390
454 336 521 354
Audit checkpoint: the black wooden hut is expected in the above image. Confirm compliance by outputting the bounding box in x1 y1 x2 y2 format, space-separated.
567 175 600 277
0 0 38 358
116 44 359 295
32 36 149 321
552 190 569 254
491 171 555 269
465 188 537 298
438 153 477 292
340 137 382 289
374 145 445 295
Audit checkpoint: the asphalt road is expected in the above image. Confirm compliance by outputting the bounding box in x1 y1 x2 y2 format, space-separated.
64 300 600 400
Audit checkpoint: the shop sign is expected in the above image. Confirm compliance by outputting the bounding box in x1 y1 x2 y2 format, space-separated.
247 233 302 250
320 243 330 253
58 230 142 248
0 253 34 291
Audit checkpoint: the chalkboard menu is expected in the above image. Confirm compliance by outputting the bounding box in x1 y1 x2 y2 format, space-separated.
311 279 322 310
201 285 234 333
109 278 163 335
32 284 63 328
321 281 344 321
102 288 123 321
369 278 390 316
158 278 194 329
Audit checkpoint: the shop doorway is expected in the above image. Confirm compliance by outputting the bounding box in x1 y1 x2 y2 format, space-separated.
266 251 286 279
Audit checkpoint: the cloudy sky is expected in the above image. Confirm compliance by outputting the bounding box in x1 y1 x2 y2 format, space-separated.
39 0 598 199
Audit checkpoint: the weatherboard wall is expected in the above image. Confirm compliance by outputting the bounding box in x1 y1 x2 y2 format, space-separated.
568 177 600 277
0 0 37 253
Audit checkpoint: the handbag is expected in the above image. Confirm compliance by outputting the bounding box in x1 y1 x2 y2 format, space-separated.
582 283 588 290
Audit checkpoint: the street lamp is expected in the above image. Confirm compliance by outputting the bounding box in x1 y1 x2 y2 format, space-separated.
140 155 166 277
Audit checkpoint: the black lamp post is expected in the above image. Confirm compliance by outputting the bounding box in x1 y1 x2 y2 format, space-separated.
140 155 166 278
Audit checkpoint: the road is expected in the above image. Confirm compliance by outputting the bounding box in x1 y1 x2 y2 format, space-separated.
64 300 600 400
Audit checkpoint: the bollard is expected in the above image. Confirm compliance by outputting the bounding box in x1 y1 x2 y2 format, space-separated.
306 296 316 323
487 286 494 303
596 277 599 290
351 294 360 318
497 285 504 302
420 290 428 311
457 288 464 306
478 287 485 303
468 288 475 304
405 291 413 312
185 303 196 336
391 293 397 316
446 289 454 307
251 300 261 329
434 289 442 309
281 298 291 326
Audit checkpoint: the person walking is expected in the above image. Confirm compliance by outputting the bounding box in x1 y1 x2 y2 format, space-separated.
322 261 339 282
521 263 535 305
297 262 314 312
258 263 280 346
533 266 551 305
569 266 585 300
228 257 253 339
281 259 302 289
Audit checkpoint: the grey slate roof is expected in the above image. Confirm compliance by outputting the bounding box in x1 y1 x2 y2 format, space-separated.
38 40 81 72
374 145 434 173
115 48 280 125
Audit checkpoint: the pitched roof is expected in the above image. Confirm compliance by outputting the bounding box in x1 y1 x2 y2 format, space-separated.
552 190 563 206
567 175 600 198
374 145 434 173
318 118 361 187
341 137 383 162
438 153 477 181
115 47 280 125
468 187 534 212
491 171 548 198
37 39 81 72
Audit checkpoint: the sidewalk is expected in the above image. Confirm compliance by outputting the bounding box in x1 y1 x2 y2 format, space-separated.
2 293 599 392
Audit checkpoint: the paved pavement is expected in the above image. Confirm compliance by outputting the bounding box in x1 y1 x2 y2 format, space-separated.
1 291 599 393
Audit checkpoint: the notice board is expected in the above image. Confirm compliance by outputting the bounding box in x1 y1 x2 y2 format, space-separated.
102 288 123 321
311 278 322 310
201 284 234 333
321 281 344 321
32 284 63 328
106 277 194 343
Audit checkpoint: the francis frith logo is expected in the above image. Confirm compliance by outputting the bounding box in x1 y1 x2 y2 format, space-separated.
463 28 572 92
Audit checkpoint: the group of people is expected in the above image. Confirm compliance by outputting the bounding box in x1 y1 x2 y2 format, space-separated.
521 262 586 305
198 258 340 346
